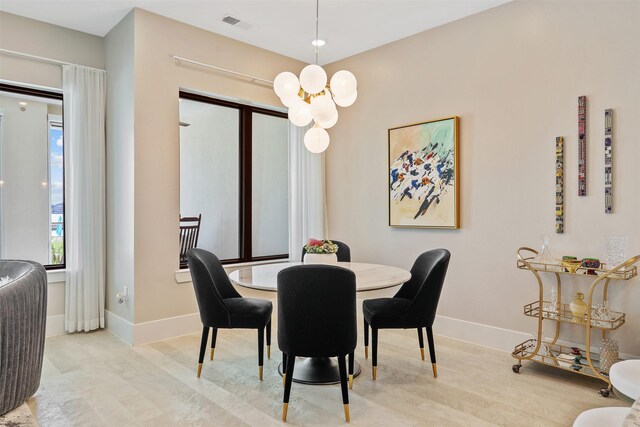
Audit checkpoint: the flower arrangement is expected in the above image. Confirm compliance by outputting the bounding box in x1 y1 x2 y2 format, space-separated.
304 238 338 254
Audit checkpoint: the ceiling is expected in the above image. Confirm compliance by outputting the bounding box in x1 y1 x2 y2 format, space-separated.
0 0 511 65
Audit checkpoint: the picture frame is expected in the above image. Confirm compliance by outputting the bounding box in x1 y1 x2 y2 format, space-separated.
388 116 459 229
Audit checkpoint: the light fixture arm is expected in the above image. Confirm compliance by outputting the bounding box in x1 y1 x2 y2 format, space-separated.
315 0 320 65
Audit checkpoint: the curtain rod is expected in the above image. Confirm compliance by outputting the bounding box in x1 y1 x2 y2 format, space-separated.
172 55 274 86
0 48 105 72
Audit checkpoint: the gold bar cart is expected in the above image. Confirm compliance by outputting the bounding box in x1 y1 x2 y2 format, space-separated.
512 247 639 397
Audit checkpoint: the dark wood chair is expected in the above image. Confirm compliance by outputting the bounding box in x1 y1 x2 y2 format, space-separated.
187 248 272 380
277 265 357 422
300 240 351 262
362 249 450 380
180 214 201 269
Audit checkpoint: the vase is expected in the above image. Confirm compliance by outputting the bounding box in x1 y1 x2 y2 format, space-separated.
303 253 338 264
599 338 619 374
570 292 588 322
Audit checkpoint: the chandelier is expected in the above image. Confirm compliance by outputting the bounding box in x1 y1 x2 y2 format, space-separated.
273 0 358 153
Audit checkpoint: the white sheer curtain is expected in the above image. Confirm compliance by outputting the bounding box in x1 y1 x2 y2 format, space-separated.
288 123 327 261
63 65 106 332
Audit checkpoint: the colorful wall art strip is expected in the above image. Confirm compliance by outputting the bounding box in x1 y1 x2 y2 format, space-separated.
578 96 587 196
556 137 564 234
605 109 613 213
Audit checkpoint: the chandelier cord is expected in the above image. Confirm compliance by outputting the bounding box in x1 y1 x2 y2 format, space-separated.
315 0 319 65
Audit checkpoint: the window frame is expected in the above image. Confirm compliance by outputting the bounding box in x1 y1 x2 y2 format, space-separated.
0 83 65 270
179 91 289 264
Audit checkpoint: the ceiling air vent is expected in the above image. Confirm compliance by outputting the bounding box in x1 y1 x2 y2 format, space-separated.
222 15 241 25
221 15 253 30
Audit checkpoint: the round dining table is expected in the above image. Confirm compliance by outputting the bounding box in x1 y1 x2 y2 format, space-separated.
228 261 411 385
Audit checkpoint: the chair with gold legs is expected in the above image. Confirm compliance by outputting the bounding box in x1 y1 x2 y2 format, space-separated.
362 249 450 380
277 265 357 423
188 248 272 380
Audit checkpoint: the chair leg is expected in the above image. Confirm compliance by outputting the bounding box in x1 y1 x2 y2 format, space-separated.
258 327 264 381
348 352 354 389
364 319 369 359
426 326 437 378
417 327 425 361
210 328 218 361
372 328 378 380
338 355 350 422
197 326 209 378
282 354 296 422
282 352 288 386
266 319 272 359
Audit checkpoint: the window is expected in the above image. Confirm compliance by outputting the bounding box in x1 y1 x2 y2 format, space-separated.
0 83 65 269
179 92 289 264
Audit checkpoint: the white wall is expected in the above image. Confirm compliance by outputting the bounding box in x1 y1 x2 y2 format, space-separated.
0 95 49 263
179 104 240 260
325 0 640 356
251 113 289 257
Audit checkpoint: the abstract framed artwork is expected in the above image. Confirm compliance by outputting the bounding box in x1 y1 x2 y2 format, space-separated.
388 116 459 229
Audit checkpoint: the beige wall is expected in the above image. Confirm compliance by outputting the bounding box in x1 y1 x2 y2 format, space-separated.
0 12 104 322
131 9 305 323
325 0 640 355
0 11 103 89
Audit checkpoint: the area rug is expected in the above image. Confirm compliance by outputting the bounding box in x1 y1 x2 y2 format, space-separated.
0 403 37 427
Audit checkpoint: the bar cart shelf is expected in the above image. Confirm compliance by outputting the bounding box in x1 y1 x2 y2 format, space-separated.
512 247 639 397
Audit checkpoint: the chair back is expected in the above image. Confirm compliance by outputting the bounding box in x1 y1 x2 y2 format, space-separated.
187 248 241 328
300 240 351 262
394 249 451 326
277 265 357 357
180 214 201 268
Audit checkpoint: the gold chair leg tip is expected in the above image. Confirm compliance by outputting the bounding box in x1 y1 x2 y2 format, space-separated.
364 346 368 359
420 348 425 361
210 348 215 361
282 403 288 422
372 366 377 380
259 366 263 381
349 374 353 389
344 404 350 422
197 363 203 378
432 363 438 378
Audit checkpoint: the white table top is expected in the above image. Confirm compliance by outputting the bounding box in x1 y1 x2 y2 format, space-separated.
229 262 411 292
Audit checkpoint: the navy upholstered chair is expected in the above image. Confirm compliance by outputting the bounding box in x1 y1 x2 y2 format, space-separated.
277 265 357 422
300 240 351 262
187 248 272 380
362 249 450 380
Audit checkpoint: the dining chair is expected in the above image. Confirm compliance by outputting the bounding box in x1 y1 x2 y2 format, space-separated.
362 249 450 380
179 214 201 269
277 265 357 422
300 240 351 262
187 248 272 380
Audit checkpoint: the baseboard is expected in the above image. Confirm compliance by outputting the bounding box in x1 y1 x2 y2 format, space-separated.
433 314 639 359
45 314 65 337
132 312 201 345
105 310 134 345
433 314 530 353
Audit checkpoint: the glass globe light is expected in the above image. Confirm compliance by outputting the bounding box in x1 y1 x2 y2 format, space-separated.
288 99 313 127
274 72 300 99
299 64 327 95
330 70 357 99
310 93 337 123
333 90 358 108
317 109 338 129
304 125 330 153
280 94 300 108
